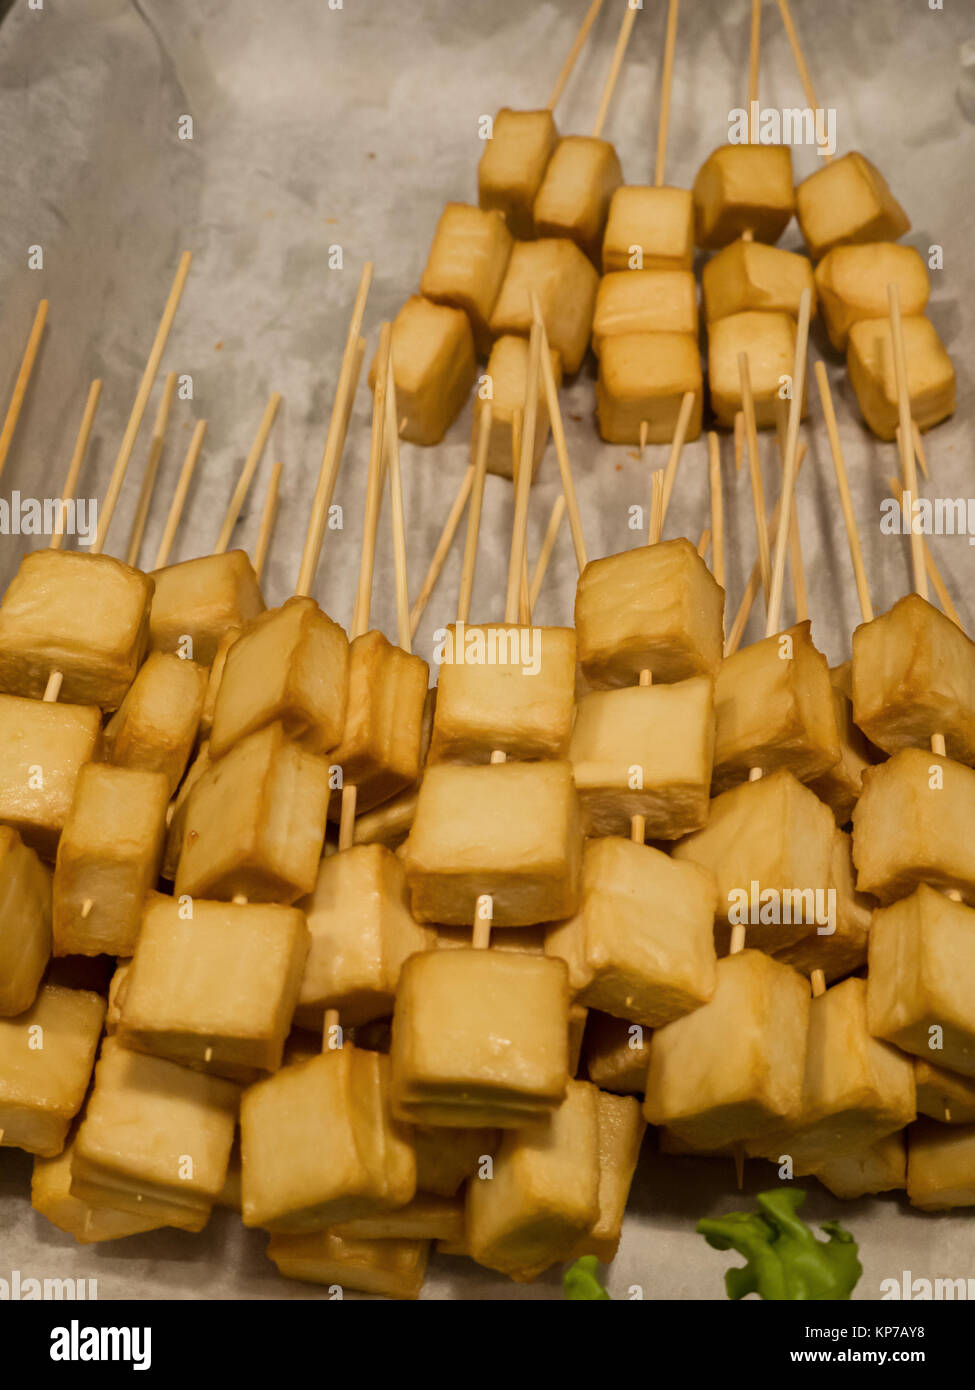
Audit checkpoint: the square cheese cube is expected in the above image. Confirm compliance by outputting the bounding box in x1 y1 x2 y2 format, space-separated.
569 678 715 838
602 185 694 273
0 826 52 1016
53 764 169 957
907 1120 975 1211
852 750 975 905
390 948 570 1128
0 550 153 710
103 651 207 796
708 310 806 429
0 984 105 1156
472 334 561 478
915 1059 975 1125
295 843 433 1030
371 295 476 446
644 950 810 1150
693 144 795 249
210 596 349 760
161 741 210 882
583 1011 652 1094
150 550 264 668
796 151 910 261
807 684 873 826
489 238 599 374
0 695 101 860
814 1131 906 1200
413 1124 497 1198
847 314 955 440
420 202 513 352
702 240 816 323
573 1089 645 1263
403 761 582 926
774 828 874 984
597 331 703 445
477 107 559 239
117 896 309 1082
267 1230 429 1298
545 836 718 1026
575 538 725 688
592 269 698 356
815 242 929 350
533 136 623 264
32 1133 168 1244
429 623 576 764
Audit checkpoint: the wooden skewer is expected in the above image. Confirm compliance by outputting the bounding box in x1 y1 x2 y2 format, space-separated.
0 299 49 480
638 421 649 460
765 289 812 638
815 361 873 624
654 0 680 186
747 0 761 144
591 0 639 140
153 419 207 570
253 461 283 583
888 283 927 602
50 380 102 552
811 969 826 999
505 324 543 625
895 422 929 484
409 466 475 638
885 475 961 629
734 411 744 475
529 495 567 610
660 391 697 526
352 321 391 638
775 0 832 164
510 410 532 624
697 527 711 559
457 404 493 624
774 398 809 624
214 392 282 554
708 432 725 590
547 0 607 110
125 372 177 566
531 294 587 572
384 353 412 654
739 355 771 611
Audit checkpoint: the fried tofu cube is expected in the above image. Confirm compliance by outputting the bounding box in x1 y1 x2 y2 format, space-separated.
814 1130 906 1200
693 144 795 249
413 1124 497 1197
644 950 809 1149
533 136 623 264
602 185 695 273
210 596 349 760
466 1079 600 1279
915 1059 975 1125
573 1090 645 1264
489 238 599 374
403 761 582 926
53 764 169 957
852 594 975 765
198 628 238 741
241 1046 415 1232
852 750 975 905
847 314 955 440
477 107 559 239
868 884 975 1079
0 550 153 710
583 1011 652 1094
774 828 874 984
294 843 433 1030
815 242 929 350
575 538 725 688
161 740 210 881
0 984 105 1155
327 631 429 816
807 684 873 826
150 550 264 668
796 150 910 261
569 678 715 838
390 948 570 1127
420 202 513 352
372 295 476 446
0 826 52 1016
472 335 562 478
103 652 207 796
702 240 816 323
907 1120 975 1210
333 1192 464 1243
429 623 576 764
0 695 101 861
591 270 698 356
597 331 703 445
708 310 806 429
175 722 331 904
32 1133 168 1243
267 1230 429 1298
673 769 835 955
117 896 309 1082
546 837 717 1027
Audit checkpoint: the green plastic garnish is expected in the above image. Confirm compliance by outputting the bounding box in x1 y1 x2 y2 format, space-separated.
563 1255 611 1300
697 1188 862 1301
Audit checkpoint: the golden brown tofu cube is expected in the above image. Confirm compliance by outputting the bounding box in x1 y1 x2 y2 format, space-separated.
569 678 715 838
420 202 513 352
477 107 559 239
852 750 975 905
708 309 806 429
241 1045 414 1232
573 1090 645 1264
176 722 331 904
103 651 207 796
796 150 910 261
333 1192 464 1243
915 1059 975 1125
533 136 623 264
0 984 105 1155
907 1120 975 1211
413 1124 497 1198
161 740 210 882
597 331 703 445
327 630 429 816
0 550 153 710
583 1011 652 1095
644 950 809 1150
702 240 816 323
852 594 975 766
53 764 169 957
602 185 694 273
807 684 873 827
150 549 264 668
370 295 476 447
774 828 874 984
575 538 725 688
210 596 349 760
117 896 309 1082
814 1131 906 1200
267 1229 429 1298
429 623 576 764
403 761 582 926
466 1079 599 1278
471 335 562 478
32 1132 168 1243
489 238 599 374
0 695 101 861
294 843 433 1030
868 884 975 1079
390 948 570 1128
693 144 795 249
198 627 238 741
0 825 52 1016
847 314 955 440
592 270 698 356
546 837 717 1027
815 242 929 350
